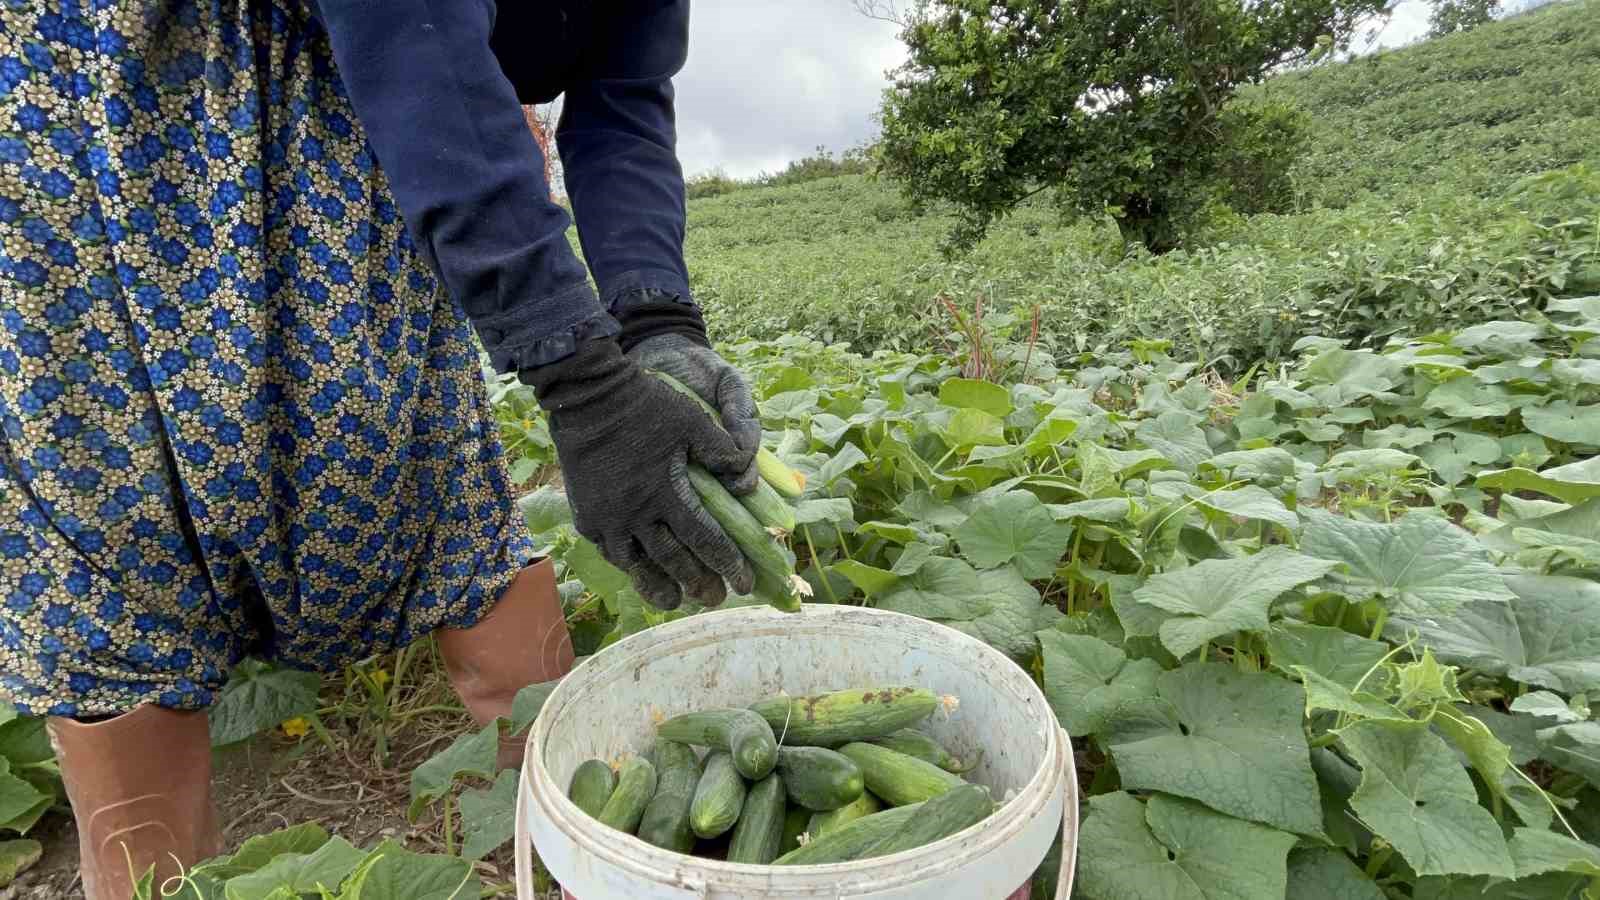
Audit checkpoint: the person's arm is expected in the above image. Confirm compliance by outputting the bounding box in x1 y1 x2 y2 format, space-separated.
556 0 697 330
313 0 615 370
312 0 758 611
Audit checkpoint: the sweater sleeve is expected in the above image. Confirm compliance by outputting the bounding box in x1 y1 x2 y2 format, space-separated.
312 0 617 371
557 0 694 313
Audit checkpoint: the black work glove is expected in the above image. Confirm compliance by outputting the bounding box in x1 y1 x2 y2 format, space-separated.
523 337 756 610
617 295 762 495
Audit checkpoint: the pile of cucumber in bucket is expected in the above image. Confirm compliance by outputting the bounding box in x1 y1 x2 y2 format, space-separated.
566 686 991 865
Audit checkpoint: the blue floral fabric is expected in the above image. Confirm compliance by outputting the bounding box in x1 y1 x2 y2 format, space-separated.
0 0 534 717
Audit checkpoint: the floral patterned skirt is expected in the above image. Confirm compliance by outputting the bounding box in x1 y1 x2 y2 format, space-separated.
0 1 532 717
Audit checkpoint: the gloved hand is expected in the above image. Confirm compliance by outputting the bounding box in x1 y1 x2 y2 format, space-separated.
626 333 762 495
522 338 756 610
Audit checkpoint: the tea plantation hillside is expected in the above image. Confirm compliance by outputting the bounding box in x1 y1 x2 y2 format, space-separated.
685 0 1600 368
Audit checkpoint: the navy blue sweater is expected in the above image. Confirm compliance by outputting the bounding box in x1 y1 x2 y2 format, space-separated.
311 0 694 370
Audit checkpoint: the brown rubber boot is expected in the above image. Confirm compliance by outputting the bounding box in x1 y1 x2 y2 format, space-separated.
438 558 574 769
47 705 222 900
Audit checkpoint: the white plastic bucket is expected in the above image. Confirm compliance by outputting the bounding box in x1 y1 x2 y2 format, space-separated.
515 604 1079 899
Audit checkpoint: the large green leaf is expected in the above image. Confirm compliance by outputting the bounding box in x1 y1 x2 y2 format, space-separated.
940 408 1007 451
0 761 49 834
358 839 480 900
1464 703 1554 766
222 837 367 899
1130 547 1337 659
1412 874 1587 899
1265 622 1391 691
0 839 41 888
1510 691 1586 724
1297 668 1407 722
1452 321 1546 354
1183 484 1299 530
1302 349 1404 402
1337 719 1513 877
1323 448 1422 481
192 824 331 881
946 565 1059 661
953 490 1073 578
1524 401 1600 446
1481 498 1600 557
816 442 869 487
459 770 518 861
793 497 855 527
1038 632 1161 738
1478 457 1600 504
517 485 572 534
1391 574 1600 694
407 723 500 821
1418 432 1503 487
1508 827 1600 879
0 715 54 767
1204 447 1300 480
876 556 991 621
829 560 900 598
1423 378 1519 419
1103 663 1324 836
562 537 632 605
939 377 1013 417
509 681 558 737
1135 411 1213 472
208 661 322 747
1299 509 1513 616
1284 847 1386 900
1537 721 1600 788
1431 705 1513 804
1077 792 1296 900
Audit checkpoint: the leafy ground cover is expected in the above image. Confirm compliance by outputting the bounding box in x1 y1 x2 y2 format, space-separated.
510 295 1600 897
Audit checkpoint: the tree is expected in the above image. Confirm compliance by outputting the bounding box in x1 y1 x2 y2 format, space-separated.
522 101 565 201
871 0 1391 253
1428 0 1501 37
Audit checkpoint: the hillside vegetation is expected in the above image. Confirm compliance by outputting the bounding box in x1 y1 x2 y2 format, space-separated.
686 0 1600 370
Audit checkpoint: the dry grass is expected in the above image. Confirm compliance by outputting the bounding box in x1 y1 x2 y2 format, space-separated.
6 649 557 898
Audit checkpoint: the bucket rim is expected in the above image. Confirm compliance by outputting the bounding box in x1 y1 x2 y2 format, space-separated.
523 605 1074 890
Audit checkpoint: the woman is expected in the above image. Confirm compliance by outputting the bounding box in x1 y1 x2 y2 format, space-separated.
0 1 758 896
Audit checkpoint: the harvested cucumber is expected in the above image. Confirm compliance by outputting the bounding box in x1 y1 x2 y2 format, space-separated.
857 783 991 859
807 791 882 839
751 687 942 747
652 371 806 501
727 773 786 865
836 743 965 807
690 752 746 839
872 729 972 773
637 741 701 852
775 746 865 811
658 708 778 780
568 758 617 818
597 757 657 834
685 466 804 613
772 803 923 865
780 806 811 854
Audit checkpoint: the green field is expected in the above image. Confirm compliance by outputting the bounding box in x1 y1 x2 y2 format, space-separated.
688 0 1600 368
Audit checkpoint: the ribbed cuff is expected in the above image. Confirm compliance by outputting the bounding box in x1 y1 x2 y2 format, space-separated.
601 269 695 312
617 301 709 353
470 281 622 372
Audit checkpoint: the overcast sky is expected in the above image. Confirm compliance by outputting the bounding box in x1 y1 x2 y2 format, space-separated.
663 0 1535 180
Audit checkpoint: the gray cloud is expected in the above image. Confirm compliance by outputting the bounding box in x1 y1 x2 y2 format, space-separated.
672 1 904 179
